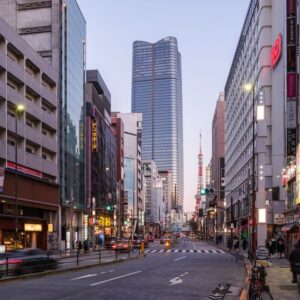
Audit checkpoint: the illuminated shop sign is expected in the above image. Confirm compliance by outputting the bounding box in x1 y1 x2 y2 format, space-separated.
91 119 97 152
24 223 42 232
270 34 282 69
286 0 297 157
99 216 112 227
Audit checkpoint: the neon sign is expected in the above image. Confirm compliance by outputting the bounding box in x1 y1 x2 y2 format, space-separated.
271 34 282 69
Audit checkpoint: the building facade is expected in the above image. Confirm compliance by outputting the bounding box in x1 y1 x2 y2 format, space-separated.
224 0 291 250
0 16 59 250
85 70 117 246
143 160 164 235
113 112 144 237
111 115 125 238
131 36 184 213
0 0 87 249
211 93 225 239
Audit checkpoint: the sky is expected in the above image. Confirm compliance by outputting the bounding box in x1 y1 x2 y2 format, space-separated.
77 0 250 212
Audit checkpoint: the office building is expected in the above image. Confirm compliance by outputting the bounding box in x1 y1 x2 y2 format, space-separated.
0 0 87 249
85 70 117 243
113 112 144 237
0 16 59 250
131 36 184 213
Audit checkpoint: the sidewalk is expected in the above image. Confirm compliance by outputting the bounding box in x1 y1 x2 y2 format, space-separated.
265 256 299 300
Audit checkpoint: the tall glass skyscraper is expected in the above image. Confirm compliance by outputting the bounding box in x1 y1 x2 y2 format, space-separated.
131 36 183 213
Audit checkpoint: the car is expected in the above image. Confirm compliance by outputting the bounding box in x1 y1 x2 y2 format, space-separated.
147 235 154 242
160 236 167 244
112 239 131 252
133 235 149 249
105 237 118 249
0 248 57 277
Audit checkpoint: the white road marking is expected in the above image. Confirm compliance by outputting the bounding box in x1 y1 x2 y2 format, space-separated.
180 272 189 277
158 249 164 253
169 276 183 286
70 274 98 281
174 256 186 262
166 249 171 253
108 270 114 273
90 271 142 286
192 242 196 250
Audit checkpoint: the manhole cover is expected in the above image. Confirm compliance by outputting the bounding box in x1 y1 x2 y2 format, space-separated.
278 285 297 291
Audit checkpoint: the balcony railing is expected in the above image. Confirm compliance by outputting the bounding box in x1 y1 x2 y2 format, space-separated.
42 158 57 177
7 115 25 137
0 51 5 70
42 135 57 153
42 86 56 106
26 99 42 120
0 79 5 99
25 125 41 145
7 144 25 166
7 57 24 82
0 109 6 129
7 85 23 106
25 72 41 96
26 152 42 172
0 139 5 159
42 110 57 130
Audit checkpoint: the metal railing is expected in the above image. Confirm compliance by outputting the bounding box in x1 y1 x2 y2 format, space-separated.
0 248 140 279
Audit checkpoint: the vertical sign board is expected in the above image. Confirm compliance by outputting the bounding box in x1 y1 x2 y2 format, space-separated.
0 167 4 193
296 145 300 204
286 0 297 157
91 119 97 152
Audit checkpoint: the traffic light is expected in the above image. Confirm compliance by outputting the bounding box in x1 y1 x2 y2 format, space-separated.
200 188 215 195
106 205 112 211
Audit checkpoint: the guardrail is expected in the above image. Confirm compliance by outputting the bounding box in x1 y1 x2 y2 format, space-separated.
0 248 140 279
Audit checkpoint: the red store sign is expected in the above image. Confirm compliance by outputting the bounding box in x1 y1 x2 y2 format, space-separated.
271 33 282 69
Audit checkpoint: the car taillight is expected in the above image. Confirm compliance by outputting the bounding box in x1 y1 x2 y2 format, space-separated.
112 245 116 249
0 259 23 265
124 245 128 248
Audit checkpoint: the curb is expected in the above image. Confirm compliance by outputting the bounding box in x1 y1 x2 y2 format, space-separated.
241 257 252 300
0 255 141 284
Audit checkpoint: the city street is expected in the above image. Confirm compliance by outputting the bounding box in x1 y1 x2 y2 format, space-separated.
0 238 246 300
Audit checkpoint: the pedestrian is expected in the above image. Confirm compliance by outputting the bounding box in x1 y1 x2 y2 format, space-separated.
242 238 247 251
277 236 285 258
227 238 232 251
83 240 89 253
270 238 276 255
233 236 239 252
77 240 82 253
289 240 300 284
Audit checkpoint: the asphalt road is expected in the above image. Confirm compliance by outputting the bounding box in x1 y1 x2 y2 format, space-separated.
0 238 246 300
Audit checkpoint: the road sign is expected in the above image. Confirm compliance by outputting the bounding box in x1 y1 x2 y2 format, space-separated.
255 245 269 260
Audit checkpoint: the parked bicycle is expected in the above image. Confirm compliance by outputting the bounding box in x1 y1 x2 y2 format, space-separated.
249 264 273 300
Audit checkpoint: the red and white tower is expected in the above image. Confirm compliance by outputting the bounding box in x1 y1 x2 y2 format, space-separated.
195 132 204 211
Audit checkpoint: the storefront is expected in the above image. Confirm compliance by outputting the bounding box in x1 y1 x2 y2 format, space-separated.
282 161 299 255
0 170 60 251
94 214 114 242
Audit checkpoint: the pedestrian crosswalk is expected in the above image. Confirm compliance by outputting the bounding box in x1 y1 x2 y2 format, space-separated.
143 249 225 254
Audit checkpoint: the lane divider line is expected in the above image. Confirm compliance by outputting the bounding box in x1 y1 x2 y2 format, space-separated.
70 274 98 281
174 256 186 262
90 271 142 286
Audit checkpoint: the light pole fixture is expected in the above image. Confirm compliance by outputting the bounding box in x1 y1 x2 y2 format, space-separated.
243 82 256 253
14 104 25 248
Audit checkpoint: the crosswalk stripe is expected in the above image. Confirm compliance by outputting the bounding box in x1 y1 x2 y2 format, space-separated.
143 249 225 254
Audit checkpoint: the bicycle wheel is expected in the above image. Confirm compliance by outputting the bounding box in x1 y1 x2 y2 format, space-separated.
251 290 273 300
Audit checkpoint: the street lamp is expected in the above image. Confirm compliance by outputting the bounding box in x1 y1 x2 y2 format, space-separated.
15 104 25 249
243 83 256 254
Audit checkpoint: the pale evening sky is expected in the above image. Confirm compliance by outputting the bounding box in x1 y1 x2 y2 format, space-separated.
77 0 250 212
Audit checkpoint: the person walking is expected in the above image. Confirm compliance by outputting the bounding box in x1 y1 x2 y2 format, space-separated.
277 236 285 258
289 240 300 284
